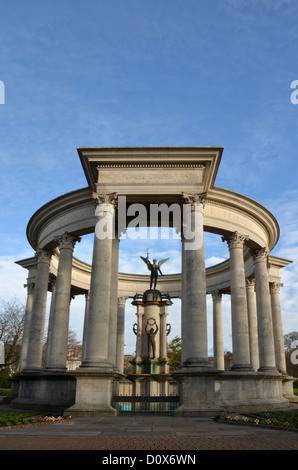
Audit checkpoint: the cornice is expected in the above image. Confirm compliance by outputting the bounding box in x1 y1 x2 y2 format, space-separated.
16 253 291 297
78 146 223 192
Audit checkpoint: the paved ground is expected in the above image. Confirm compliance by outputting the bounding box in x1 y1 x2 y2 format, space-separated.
0 412 297 451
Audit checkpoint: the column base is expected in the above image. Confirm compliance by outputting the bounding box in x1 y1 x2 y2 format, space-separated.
181 358 214 371
282 375 298 402
44 366 68 374
258 366 281 375
64 369 123 417
231 364 255 372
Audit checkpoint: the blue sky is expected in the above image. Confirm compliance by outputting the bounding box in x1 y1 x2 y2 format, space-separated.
0 0 298 355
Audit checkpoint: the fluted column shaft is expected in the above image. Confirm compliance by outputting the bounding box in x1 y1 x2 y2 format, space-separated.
82 194 116 370
253 248 278 373
222 231 252 371
211 290 225 371
45 232 80 372
270 282 287 374
246 278 259 371
23 249 52 372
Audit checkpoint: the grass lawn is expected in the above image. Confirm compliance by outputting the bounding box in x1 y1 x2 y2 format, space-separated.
0 410 42 427
0 410 67 427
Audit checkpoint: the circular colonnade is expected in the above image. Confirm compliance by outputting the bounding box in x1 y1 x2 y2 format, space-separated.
12 147 297 416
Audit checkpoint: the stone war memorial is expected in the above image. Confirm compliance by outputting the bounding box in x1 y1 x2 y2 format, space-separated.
11 146 298 416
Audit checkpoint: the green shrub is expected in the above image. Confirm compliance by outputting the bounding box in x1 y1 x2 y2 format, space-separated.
0 374 11 389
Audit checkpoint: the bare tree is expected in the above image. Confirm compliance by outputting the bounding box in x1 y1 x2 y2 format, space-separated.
284 331 298 352
66 329 82 370
0 297 25 373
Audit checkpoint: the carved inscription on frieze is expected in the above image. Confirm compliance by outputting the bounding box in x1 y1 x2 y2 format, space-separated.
97 167 204 190
207 205 253 230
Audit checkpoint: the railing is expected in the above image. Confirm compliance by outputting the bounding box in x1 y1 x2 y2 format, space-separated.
112 395 180 415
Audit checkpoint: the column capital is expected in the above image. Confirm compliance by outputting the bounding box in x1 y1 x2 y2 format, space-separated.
92 191 118 207
270 282 283 294
209 290 222 301
182 192 207 207
246 278 255 290
222 231 249 250
48 274 56 292
24 282 35 294
35 248 53 264
54 231 81 250
252 247 269 264
118 296 128 306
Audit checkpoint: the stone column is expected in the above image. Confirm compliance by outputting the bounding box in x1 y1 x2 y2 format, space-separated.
270 282 287 374
180 235 186 364
45 232 81 372
135 303 144 360
65 194 121 416
253 248 278 374
181 193 210 369
116 297 127 374
81 193 117 370
173 194 225 417
246 278 259 371
159 303 168 360
210 290 225 371
222 231 252 371
44 275 57 368
81 291 90 362
23 248 52 373
19 282 35 372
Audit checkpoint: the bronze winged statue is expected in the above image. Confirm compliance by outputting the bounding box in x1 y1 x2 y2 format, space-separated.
140 251 169 290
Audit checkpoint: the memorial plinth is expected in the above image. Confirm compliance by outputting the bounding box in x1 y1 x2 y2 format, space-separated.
128 289 174 397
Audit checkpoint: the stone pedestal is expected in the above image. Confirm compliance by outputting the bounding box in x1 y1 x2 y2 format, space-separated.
173 369 225 417
214 371 289 413
10 372 76 415
131 289 172 375
127 289 175 408
64 370 122 416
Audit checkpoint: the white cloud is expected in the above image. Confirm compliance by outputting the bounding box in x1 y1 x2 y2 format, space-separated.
0 255 31 304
